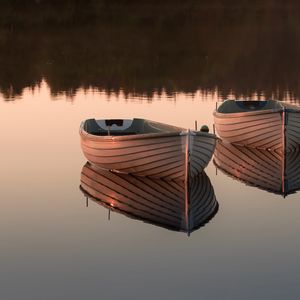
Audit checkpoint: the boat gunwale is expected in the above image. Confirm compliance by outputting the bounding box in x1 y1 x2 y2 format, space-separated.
80 123 216 142
213 107 283 118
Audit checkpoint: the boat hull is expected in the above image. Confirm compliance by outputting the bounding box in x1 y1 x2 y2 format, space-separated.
80 162 218 233
286 110 300 152
214 109 284 152
80 128 216 181
214 104 300 152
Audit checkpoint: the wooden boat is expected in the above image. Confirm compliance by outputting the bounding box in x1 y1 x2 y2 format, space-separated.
213 100 300 152
213 140 300 196
80 162 218 234
80 118 216 181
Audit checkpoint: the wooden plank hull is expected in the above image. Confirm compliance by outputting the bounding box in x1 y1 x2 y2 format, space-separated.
80 124 216 181
214 101 300 152
214 109 284 152
213 140 300 196
80 162 218 234
286 110 300 152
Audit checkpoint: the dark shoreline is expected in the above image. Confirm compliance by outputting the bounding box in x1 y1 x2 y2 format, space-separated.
1 1 300 101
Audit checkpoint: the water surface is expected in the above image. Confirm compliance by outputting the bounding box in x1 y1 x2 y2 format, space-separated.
1 2 300 300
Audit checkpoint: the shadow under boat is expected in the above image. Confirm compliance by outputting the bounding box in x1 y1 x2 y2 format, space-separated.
214 139 300 196
80 162 218 235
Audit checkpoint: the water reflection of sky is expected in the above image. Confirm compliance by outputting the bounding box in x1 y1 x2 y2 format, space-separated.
1 82 300 299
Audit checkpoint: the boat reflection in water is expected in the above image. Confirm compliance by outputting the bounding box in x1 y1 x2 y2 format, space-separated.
80 162 218 235
214 140 300 196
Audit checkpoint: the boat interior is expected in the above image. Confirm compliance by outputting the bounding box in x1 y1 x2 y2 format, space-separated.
217 100 283 113
83 118 185 136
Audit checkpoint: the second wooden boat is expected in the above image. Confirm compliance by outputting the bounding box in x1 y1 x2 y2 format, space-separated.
214 100 300 152
80 162 218 234
80 118 216 181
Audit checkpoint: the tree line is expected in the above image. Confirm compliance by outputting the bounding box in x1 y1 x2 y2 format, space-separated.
1 0 300 100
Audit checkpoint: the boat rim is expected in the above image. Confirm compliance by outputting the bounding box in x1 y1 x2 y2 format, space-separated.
213 99 284 116
213 107 283 118
80 120 216 141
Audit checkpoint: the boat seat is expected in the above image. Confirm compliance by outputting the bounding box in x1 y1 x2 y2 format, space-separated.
84 119 138 135
95 131 137 136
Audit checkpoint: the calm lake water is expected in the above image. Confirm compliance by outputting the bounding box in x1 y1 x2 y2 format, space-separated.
1 2 300 300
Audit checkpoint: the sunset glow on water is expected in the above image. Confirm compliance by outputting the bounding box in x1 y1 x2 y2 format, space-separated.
1 81 300 300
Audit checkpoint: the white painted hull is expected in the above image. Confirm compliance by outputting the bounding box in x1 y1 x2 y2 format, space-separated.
214 101 300 152
214 109 284 152
80 162 218 234
80 120 216 181
214 140 300 196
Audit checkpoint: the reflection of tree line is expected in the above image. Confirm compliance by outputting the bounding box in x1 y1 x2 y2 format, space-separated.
1 0 300 100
